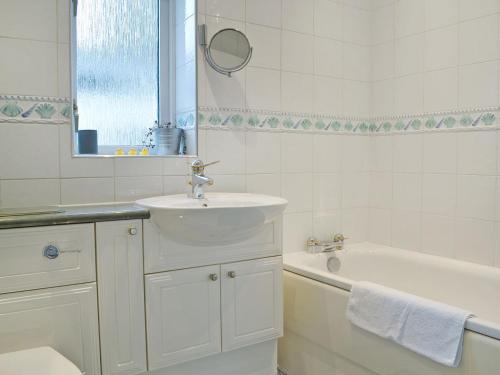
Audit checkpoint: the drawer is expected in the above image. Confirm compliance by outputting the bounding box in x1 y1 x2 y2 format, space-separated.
0 224 96 294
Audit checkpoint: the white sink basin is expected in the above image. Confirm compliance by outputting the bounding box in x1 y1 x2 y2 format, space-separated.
136 193 287 246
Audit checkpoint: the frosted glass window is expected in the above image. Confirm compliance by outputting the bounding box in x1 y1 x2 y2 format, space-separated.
76 0 159 146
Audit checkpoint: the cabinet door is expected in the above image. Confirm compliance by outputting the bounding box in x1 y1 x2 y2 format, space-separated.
221 256 283 352
0 284 101 375
96 220 147 375
145 265 221 370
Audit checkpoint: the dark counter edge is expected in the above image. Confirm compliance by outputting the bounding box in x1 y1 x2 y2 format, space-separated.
0 204 151 230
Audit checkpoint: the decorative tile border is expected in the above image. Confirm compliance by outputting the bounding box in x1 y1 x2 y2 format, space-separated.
370 108 499 135
198 107 373 134
198 107 500 135
2 96 498 135
0 95 72 124
0 95 198 129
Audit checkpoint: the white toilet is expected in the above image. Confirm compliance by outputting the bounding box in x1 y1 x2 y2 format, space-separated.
0 347 82 375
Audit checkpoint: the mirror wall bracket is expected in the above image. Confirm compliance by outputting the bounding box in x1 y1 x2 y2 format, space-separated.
198 24 252 77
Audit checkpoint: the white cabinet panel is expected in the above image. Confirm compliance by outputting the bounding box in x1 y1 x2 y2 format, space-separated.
145 266 222 370
0 283 100 375
96 220 147 375
143 218 282 273
0 224 95 293
221 257 283 352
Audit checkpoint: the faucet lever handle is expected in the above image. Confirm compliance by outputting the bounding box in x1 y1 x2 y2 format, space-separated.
191 159 220 174
333 233 348 242
202 160 220 168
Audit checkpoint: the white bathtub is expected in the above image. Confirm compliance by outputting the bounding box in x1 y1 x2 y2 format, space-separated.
279 243 500 375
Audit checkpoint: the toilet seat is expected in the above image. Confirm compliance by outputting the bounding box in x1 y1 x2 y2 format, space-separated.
0 346 82 375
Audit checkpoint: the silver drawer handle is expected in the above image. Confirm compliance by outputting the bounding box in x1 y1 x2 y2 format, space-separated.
228 271 236 278
43 245 81 260
209 273 218 281
43 245 60 259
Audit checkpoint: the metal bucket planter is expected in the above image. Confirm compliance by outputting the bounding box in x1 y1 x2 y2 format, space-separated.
153 127 182 155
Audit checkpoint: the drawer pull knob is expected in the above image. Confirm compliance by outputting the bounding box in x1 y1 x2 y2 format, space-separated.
209 273 218 281
128 227 138 236
228 271 236 278
43 245 60 259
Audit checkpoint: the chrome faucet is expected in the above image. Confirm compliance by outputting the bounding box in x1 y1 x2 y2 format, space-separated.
306 233 347 253
190 159 219 199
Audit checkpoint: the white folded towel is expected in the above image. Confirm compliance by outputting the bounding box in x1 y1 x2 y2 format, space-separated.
346 281 473 367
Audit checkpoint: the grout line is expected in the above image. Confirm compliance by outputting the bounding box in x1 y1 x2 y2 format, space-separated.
0 35 58 44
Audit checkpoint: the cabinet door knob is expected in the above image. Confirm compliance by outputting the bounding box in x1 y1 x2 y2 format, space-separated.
228 271 236 278
43 245 60 259
128 227 138 236
209 273 218 281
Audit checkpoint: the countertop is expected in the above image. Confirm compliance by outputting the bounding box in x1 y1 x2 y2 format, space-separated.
0 204 150 229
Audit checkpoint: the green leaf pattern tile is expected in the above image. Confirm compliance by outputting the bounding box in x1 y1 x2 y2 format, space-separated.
459 115 473 127
209 114 222 126
0 102 23 117
443 116 456 128
331 121 341 131
35 103 56 119
425 118 437 129
267 116 280 128
481 113 495 126
248 115 260 127
301 119 312 129
283 118 294 129
395 121 405 131
315 120 326 130
410 119 422 130
230 114 244 127
60 104 72 119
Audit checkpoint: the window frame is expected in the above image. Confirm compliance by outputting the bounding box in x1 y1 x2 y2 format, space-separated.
70 0 179 157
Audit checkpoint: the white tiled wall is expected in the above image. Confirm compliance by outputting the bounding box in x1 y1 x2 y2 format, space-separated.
369 130 500 268
370 0 500 117
367 1 500 269
198 0 374 117
2 0 500 264
0 0 68 97
197 129 370 252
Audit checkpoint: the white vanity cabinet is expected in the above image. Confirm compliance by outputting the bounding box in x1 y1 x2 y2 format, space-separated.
145 256 283 369
96 220 147 375
0 211 283 375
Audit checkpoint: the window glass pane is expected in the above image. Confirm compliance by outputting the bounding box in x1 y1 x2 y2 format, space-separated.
76 0 159 146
